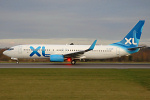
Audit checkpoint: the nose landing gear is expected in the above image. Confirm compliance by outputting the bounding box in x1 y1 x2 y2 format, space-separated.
11 58 19 64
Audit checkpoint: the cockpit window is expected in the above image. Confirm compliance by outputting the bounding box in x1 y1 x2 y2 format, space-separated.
8 48 14 50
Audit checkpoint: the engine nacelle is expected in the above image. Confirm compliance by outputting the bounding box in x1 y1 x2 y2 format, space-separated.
50 55 64 62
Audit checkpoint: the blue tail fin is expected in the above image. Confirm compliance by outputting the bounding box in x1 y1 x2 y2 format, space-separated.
112 20 145 48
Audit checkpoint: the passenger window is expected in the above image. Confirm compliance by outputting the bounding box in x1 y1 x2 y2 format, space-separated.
8 48 14 50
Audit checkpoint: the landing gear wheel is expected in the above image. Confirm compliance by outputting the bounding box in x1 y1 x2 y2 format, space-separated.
16 61 19 64
71 60 76 65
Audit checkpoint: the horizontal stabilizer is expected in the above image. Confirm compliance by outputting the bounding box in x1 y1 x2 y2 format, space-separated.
128 46 143 50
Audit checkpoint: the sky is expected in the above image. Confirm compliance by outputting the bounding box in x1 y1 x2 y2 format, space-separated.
0 0 150 47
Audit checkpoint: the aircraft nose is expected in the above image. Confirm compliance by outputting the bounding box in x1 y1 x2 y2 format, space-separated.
3 50 8 56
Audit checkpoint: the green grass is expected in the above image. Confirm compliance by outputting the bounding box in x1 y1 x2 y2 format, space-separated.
0 69 150 100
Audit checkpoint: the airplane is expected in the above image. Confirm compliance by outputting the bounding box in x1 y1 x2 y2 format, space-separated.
3 20 145 64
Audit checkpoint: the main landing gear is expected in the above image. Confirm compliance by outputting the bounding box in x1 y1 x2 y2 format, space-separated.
16 60 19 64
71 60 76 65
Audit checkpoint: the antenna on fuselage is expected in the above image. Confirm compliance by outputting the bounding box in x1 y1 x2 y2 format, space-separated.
70 43 74 45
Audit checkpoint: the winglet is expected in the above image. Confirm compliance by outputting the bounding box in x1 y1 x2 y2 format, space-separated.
88 40 97 50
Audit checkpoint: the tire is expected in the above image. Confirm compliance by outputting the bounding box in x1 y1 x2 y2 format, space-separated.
71 60 76 65
16 61 19 64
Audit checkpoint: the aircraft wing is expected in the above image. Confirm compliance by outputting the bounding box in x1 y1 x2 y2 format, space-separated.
63 40 97 58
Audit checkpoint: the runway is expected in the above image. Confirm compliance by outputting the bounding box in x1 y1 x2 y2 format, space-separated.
0 63 150 69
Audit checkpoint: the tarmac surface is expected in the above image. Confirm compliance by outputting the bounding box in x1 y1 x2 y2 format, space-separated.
0 63 150 69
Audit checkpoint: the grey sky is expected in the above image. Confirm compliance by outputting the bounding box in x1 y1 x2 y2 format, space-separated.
0 0 150 47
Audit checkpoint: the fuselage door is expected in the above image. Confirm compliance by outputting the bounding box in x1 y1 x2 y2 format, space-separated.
116 48 120 55
18 46 22 54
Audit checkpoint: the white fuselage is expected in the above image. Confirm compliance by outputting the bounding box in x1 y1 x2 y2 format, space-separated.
4 44 129 59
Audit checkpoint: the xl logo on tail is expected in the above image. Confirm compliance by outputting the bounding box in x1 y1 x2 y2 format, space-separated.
125 38 137 45
125 30 137 45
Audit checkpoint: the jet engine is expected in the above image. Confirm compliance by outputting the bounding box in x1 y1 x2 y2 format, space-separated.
50 55 64 62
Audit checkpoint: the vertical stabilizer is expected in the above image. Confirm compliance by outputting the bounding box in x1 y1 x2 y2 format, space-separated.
112 20 145 48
